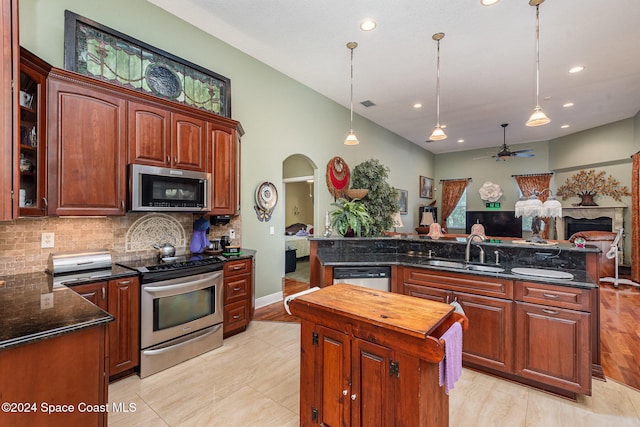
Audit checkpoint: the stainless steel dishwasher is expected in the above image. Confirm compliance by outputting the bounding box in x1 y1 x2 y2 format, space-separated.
332 266 391 292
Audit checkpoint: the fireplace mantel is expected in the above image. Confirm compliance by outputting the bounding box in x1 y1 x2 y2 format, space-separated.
556 206 625 240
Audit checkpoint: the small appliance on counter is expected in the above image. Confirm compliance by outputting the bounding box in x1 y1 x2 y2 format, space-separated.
47 249 114 287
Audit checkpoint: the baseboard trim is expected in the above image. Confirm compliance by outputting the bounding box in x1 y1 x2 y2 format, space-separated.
255 291 283 309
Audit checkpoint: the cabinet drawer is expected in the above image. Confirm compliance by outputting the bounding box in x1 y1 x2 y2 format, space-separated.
224 300 248 333
224 258 251 276
514 281 591 311
404 268 513 299
405 283 450 303
224 275 249 304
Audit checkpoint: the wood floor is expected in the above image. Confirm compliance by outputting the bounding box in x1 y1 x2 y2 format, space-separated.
255 277 640 392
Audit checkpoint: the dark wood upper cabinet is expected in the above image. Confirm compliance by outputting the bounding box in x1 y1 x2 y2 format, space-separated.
129 101 206 172
17 48 50 217
127 100 171 167
171 112 206 172
47 69 127 216
1 0 18 221
208 120 241 215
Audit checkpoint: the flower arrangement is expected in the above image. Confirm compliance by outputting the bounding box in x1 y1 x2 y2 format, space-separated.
556 169 630 206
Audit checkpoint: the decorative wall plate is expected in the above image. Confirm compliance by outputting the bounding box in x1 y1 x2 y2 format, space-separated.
254 182 278 221
326 156 350 199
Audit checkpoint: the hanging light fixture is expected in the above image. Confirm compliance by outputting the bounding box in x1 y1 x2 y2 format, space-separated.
526 0 551 127
344 42 359 145
429 32 447 141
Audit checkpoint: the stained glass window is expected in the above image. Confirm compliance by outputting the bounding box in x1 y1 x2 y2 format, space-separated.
64 10 230 117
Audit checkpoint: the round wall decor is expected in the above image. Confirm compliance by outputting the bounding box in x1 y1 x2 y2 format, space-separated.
254 181 278 221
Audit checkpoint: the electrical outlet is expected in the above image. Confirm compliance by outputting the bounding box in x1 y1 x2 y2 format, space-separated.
41 232 54 248
229 229 236 239
40 293 54 309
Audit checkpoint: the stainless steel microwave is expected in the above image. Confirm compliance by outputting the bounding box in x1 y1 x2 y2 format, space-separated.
129 164 211 212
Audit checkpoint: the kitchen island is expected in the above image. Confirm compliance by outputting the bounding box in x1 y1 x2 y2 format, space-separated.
289 283 467 426
309 236 601 399
0 272 114 426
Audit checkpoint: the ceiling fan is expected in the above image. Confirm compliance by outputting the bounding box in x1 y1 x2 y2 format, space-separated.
492 123 535 161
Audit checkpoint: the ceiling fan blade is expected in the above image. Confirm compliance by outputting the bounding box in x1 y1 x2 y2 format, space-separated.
474 154 494 160
511 148 533 154
513 152 535 157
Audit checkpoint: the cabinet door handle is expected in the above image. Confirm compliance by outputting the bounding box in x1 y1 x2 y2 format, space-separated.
101 287 105 300
233 315 241 319
42 197 48 209
174 156 177 164
542 308 559 315
119 280 132 285
167 155 170 164
121 200 125 210
342 390 348 396
233 287 242 291
351 394 357 401
542 293 559 299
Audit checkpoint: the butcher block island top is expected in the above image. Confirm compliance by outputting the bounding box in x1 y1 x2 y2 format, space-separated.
289 284 468 426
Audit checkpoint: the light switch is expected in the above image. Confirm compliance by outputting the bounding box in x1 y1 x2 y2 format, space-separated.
269 226 275 235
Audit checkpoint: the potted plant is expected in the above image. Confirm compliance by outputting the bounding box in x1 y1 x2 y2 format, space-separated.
329 198 372 237
350 159 398 235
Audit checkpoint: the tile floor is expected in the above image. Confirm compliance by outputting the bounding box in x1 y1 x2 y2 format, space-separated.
108 321 640 426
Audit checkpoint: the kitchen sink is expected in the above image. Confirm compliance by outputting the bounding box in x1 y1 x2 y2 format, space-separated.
425 259 505 273
425 260 466 269
465 264 505 273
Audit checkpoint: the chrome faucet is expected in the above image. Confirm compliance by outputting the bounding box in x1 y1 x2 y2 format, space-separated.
465 234 486 263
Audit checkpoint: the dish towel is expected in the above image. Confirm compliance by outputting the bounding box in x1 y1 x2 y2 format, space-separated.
439 321 463 395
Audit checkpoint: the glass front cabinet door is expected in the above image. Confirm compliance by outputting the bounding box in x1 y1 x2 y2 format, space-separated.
17 49 49 216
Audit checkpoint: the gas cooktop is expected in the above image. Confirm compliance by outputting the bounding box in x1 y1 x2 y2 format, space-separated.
117 254 226 277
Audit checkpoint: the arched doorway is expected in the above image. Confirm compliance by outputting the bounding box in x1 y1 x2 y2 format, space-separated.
283 154 317 283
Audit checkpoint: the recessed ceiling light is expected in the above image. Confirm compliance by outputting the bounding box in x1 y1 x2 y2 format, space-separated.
569 65 585 74
563 102 574 108
561 124 570 129
360 19 377 31
480 0 500 5
457 139 465 143
413 103 423 109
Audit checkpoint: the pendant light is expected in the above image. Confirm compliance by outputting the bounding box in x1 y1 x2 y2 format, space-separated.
526 0 551 127
344 42 359 145
429 33 447 141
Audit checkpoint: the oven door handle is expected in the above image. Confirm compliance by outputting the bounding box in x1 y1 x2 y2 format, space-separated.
141 324 222 356
143 275 220 297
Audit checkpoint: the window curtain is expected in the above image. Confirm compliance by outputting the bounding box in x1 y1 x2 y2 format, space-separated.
441 179 470 228
632 152 639 282
514 173 553 239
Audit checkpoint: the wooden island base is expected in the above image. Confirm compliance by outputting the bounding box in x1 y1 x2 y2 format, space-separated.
289 284 467 427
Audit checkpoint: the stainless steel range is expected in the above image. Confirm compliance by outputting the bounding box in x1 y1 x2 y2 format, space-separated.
118 255 226 378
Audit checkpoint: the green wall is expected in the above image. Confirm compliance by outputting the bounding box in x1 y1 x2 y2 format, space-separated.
19 0 434 300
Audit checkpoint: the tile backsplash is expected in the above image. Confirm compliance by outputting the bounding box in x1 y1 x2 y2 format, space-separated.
0 213 241 275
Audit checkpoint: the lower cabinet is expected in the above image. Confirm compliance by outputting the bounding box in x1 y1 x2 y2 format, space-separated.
71 276 140 380
0 326 108 426
223 257 254 337
314 325 394 426
107 277 140 378
404 269 514 372
402 266 593 397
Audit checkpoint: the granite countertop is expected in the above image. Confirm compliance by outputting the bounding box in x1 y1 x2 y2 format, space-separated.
0 272 114 351
317 252 597 289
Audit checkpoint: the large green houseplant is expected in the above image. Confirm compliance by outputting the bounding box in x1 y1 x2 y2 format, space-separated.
329 198 372 237
350 159 398 236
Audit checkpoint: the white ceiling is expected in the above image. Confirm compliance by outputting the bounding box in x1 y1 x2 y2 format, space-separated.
148 0 640 155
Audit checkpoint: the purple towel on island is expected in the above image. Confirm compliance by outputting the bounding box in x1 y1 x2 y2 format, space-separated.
439 321 463 395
